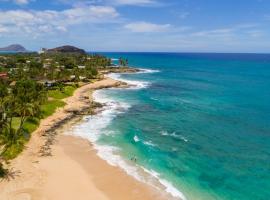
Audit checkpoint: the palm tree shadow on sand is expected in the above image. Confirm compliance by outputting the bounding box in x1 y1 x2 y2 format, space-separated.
1 168 21 182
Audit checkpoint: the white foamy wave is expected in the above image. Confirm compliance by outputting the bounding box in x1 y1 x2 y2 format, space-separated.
68 122 186 199
67 95 148 182
111 58 119 61
93 90 130 110
180 136 188 143
95 144 188 200
133 135 156 147
161 130 169 136
142 168 186 200
160 179 187 200
171 133 189 143
107 73 150 90
66 69 186 200
134 135 140 142
150 97 159 101
137 68 161 74
160 131 188 143
143 140 156 147
67 90 130 143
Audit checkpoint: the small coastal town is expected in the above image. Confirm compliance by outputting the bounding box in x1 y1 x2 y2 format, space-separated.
0 45 131 176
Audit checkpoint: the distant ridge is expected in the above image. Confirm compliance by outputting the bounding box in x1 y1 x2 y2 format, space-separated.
0 44 27 52
45 45 86 54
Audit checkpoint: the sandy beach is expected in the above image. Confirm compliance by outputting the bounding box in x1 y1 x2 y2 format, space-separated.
0 76 170 200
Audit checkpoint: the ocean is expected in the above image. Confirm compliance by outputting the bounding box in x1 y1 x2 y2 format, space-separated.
69 53 270 200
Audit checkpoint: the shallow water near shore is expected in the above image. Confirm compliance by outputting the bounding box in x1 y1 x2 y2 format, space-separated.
69 53 270 200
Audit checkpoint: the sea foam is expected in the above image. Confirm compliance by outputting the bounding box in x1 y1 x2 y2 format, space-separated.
137 68 161 73
133 135 140 142
161 131 189 143
67 70 186 200
107 73 150 90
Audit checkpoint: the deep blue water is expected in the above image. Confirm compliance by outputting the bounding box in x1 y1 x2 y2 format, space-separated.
81 53 270 200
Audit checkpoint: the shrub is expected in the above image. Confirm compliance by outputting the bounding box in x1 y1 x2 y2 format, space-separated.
0 163 8 178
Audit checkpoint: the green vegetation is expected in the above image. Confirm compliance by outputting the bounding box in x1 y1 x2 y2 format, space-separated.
0 79 46 160
48 85 76 100
0 51 117 177
41 100 66 118
0 162 7 178
119 57 129 66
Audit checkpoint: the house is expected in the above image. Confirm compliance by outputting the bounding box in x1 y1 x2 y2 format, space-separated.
43 63 50 68
44 81 56 87
38 48 47 54
38 80 56 87
78 65 85 69
9 81 16 86
0 72 8 79
9 68 18 72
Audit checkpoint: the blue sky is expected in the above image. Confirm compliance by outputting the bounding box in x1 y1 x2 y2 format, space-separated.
0 0 270 52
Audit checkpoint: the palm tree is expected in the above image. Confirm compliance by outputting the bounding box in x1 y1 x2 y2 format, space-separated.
0 81 8 132
0 162 7 177
0 80 46 157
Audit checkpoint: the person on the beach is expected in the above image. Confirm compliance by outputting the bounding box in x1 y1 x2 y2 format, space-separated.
131 156 137 163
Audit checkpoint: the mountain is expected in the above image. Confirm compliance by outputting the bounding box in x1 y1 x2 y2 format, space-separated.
46 45 86 54
0 44 27 52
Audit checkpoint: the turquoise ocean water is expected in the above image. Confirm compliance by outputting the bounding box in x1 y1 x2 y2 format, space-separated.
70 53 270 200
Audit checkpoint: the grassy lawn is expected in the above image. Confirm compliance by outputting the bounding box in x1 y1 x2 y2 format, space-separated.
41 99 66 118
48 85 77 100
6 117 40 159
12 117 40 133
5 85 77 160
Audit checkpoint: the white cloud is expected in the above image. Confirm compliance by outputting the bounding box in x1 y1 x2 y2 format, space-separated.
0 6 119 36
111 0 156 6
190 24 261 38
125 22 171 33
0 0 31 5
0 25 8 33
57 0 158 7
246 30 264 38
191 28 234 37
178 12 190 19
14 0 29 4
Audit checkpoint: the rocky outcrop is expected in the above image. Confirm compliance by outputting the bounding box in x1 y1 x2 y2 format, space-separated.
0 44 27 52
46 45 86 54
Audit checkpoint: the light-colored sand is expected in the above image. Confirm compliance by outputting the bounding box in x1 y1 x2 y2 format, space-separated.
0 77 170 200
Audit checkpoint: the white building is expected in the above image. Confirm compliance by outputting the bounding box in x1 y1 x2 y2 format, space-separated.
38 48 47 54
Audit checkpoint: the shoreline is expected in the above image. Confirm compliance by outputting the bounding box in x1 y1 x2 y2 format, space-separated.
0 73 173 200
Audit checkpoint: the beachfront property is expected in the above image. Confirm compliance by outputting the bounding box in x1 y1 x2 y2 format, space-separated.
78 65 85 69
38 48 47 54
0 72 8 79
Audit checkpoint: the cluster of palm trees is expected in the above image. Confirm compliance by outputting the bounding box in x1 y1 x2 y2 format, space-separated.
118 57 129 66
1 53 111 83
0 52 113 176
0 79 46 176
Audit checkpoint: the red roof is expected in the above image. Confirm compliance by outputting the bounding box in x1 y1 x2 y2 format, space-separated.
0 72 8 78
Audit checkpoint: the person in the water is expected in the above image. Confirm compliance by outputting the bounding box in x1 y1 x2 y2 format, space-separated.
131 156 137 162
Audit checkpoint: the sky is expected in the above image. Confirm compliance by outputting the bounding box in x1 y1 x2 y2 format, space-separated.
0 0 270 53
